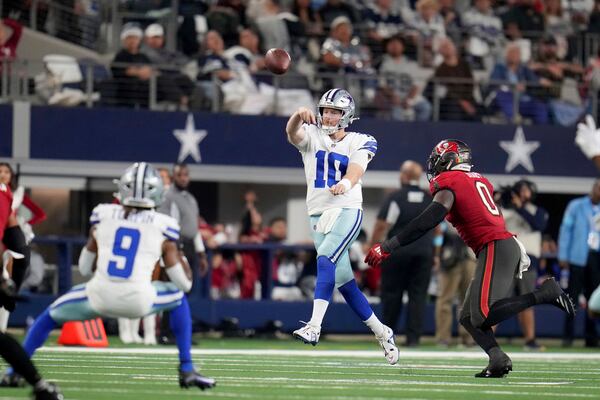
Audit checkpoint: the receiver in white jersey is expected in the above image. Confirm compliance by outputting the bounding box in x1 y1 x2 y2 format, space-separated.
291 124 377 215
85 203 180 318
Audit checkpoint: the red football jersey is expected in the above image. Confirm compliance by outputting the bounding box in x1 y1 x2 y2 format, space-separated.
429 171 512 254
0 183 13 242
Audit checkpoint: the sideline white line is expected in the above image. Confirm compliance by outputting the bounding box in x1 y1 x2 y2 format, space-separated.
37 347 600 361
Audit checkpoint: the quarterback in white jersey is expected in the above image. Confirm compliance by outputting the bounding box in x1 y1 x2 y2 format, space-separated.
287 88 399 365
10 163 215 391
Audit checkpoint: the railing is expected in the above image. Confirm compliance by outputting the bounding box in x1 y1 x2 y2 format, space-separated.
32 236 316 300
1 57 598 123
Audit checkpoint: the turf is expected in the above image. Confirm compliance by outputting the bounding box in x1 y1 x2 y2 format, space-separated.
1 337 599 400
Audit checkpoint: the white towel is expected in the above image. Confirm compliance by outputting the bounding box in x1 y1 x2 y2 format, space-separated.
315 208 342 234
513 237 531 279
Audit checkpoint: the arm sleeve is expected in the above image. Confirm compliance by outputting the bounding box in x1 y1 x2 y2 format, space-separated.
382 201 449 252
289 124 312 153
557 202 576 262
21 195 46 225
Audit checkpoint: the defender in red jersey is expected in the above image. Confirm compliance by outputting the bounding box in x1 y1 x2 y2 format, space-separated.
365 139 576 378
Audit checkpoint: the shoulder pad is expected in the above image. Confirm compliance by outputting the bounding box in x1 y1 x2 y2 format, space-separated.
354 133 378 155
90 204 122 225
153 211 181 241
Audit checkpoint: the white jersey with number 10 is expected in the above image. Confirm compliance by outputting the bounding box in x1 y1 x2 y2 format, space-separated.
290 124 377 215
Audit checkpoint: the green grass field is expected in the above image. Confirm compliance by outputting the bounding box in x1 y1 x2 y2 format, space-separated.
1 336 599 400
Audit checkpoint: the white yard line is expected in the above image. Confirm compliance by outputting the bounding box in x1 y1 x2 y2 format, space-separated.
37 346 600 361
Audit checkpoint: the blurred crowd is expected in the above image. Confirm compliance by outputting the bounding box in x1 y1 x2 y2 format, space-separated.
2 0 600 123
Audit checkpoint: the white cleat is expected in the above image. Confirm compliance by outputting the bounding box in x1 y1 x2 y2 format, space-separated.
292 321 321 346
376 325 399 365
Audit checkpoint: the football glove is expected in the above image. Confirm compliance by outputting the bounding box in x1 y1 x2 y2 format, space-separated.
575 115 600 159
364 243 390 268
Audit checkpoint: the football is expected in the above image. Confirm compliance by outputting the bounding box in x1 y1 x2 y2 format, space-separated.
265 48 291 75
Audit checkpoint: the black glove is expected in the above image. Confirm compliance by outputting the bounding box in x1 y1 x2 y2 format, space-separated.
0 277 17 312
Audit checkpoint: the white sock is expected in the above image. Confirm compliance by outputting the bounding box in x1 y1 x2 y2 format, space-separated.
143 314 156 342
118 318 132 343
0 308 10 333
308 299 329 328
364 313 385 337
130 318 142 342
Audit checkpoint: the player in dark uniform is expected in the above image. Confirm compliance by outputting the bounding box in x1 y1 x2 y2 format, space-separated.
0 182 63 399
365 139 576 377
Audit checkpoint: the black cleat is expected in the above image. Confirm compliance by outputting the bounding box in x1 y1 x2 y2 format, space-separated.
536 278 576 316
0 371 25 387
179 369 216 390
33 381 64 400
475 351 512 378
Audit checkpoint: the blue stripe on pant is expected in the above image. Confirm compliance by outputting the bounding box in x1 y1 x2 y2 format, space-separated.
310 208 363 287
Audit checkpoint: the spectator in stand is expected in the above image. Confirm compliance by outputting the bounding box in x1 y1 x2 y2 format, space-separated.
254 0 295 53
462 0 504 70
197 30 236 103
558 179 600 348
293 0 324 36
206 0 244 48
321 16 373 75
1 0 48 31
318 0 360 26
438 0 462 44
489 43 550 124
375 35 432 121
529 35 585 126
543 0 573 60
111 24 153 108
0 18 22 75
363 0 406 47
589 0 600 33
435 222 476 348
211 249 243 299
430 38 480 121
224 29 267 75
238 190 265 299
142 23 196 110
406 0 446 67
564 0 595 30
265 217 287 243
266 217 304 301
501 0 545 40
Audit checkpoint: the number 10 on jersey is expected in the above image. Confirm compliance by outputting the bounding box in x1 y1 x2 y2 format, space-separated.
314 150 349 188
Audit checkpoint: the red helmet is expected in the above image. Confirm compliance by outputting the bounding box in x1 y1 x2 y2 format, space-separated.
426 139 472 181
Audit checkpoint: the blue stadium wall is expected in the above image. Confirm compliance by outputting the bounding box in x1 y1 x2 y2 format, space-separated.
0 104 593 337
0 104 595 178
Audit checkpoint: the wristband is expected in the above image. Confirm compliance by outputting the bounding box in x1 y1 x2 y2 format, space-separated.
339 178 352 191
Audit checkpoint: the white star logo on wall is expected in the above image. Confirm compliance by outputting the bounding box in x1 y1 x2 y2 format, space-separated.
173 114 207 163
499 126 540 173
